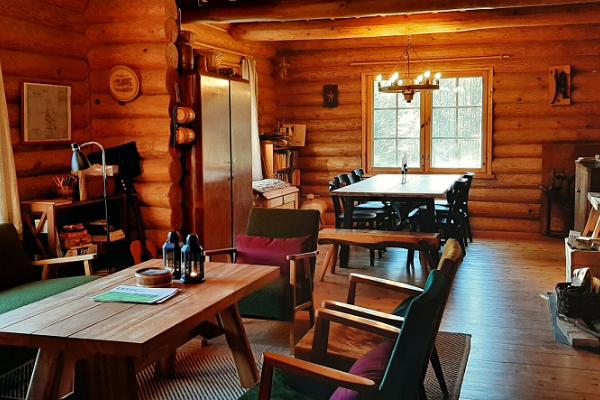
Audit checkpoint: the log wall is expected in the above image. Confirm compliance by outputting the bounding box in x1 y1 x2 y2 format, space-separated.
275 24 600 234
86 0 180 246
1 0 91 201
182 23 278 133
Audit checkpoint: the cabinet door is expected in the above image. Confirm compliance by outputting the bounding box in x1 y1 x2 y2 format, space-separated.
229 80 253 243
200 76 232 249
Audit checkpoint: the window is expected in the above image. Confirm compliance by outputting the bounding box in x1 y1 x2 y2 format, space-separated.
365 69 492 175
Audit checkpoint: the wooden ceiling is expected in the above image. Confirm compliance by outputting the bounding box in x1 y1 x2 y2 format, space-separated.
179 0 600 41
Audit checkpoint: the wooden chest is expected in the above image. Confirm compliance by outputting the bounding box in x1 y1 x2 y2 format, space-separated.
254 186 299 209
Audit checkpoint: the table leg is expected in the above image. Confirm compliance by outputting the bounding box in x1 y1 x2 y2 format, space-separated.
219 303 259 388
26 349 64 400
339 196 355 268
74 356 138 400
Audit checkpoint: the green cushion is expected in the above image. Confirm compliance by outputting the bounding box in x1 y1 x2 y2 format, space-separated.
239 277 293 321
0 275 99 315
0 223 40 291
239 370 326 400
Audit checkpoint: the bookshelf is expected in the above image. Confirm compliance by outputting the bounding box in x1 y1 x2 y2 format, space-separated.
261 141 301 186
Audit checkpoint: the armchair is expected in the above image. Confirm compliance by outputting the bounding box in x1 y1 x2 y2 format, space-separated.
239 270 448 400
205 208 321 351
295 238 463 396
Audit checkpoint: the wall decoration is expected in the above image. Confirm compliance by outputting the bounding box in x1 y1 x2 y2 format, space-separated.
549 65 571 106
108 65 140 103
22 82 71 143
323 84 339 108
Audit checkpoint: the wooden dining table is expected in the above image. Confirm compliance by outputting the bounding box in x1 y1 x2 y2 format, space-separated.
331 173 461 267
0 259 279 400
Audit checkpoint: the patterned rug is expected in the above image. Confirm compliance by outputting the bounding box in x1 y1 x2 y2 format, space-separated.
0 327 469 400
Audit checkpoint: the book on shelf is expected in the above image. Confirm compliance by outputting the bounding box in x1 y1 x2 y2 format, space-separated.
91 229 126 242
92 286 179 304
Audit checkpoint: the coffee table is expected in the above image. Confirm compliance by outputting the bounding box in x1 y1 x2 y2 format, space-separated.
0 259 279 400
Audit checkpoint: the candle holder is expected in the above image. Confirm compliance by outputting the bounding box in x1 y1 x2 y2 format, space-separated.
181 234 205 284
402 164 408 184
162 231 181 279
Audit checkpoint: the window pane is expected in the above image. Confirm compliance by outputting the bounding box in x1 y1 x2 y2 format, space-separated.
458 108 482 138
432 108 456 138
431 139 458 168
433 78 456 107
374 139 397 167
374 82 397 108
458 77 483 106
397 139 421 168
397 108 420 138
458 139 482 168
374 110 395 138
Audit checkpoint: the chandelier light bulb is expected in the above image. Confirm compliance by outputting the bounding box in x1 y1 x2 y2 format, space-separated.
390 72 399 82
434 72 442 80
398 79 404 85
376 74 383 82
416 75 423 83
424 71 431 78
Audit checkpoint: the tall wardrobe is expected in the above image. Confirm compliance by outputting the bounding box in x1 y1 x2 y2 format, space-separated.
183 72 253 250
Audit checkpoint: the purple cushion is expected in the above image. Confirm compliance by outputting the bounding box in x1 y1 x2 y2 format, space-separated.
236 234 310 275
329 340 394 400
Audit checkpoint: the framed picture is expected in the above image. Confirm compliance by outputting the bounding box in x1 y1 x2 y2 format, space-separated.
323 84 339 108
22 82 71 143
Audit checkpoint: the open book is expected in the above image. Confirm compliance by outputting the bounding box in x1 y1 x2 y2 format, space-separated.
92 286 179 304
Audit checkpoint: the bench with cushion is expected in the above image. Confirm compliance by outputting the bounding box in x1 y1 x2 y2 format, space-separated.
0 223 98 373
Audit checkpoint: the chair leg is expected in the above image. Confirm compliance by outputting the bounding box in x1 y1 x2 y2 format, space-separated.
406 249 415 271
466 214 473 242
418 382 427 400
431 345 448 397
369 249 375 266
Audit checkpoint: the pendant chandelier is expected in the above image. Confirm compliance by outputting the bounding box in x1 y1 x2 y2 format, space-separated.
376 37 441 103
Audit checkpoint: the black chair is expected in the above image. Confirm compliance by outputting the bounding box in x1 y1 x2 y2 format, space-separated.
436 172 474 244
337 173 393 231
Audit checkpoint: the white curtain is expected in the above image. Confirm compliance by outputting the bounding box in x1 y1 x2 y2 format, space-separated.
242 58 263 181
0 61 22 234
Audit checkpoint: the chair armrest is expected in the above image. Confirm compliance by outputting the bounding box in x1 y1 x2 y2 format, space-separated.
204 247 237 257
286 250 319 261
258 352 376 400
347 273 423 304
323 300 405 327
316 308 400 339
31 253 96 266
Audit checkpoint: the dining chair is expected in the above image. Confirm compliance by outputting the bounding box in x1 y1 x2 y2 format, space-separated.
294 238 463 397
205 208 320 351
435 172 475 243
238 270 448 400
336 173 393 231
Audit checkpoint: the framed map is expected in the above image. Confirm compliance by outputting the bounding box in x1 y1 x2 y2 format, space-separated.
22 82 71 143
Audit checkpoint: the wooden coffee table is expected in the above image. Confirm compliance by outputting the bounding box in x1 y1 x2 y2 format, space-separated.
0 259 279 400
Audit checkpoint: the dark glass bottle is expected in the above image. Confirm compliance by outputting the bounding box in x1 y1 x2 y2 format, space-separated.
162 231 181 279
181 234 204 284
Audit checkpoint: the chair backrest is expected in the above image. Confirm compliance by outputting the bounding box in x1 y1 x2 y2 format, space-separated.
0 223 40 291
347 172 360 184
334 173 351 188
448 178 468 221
246 208 321 253
380 270 447 399
462 172 475 206
329 181 344 227
353 168 365 179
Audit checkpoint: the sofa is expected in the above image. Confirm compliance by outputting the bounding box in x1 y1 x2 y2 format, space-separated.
0 223 99 374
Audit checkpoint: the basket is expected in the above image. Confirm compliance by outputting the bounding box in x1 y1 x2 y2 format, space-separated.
556 282 600 320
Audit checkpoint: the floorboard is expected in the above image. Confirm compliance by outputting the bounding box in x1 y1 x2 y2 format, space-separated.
311 236 600 399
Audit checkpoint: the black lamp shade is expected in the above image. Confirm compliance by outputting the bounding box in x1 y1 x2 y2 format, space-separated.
71 143 91 172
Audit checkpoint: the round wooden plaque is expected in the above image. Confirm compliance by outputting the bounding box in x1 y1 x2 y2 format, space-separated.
135 267 173 287
108 66 140 103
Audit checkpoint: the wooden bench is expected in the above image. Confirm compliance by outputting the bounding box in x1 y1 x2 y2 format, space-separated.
318 228 441 281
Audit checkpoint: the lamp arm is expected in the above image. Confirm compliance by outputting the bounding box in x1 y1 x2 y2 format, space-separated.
80 141 109 243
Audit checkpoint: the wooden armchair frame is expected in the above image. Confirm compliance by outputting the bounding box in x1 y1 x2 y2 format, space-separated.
31 253 96 280
206 247 319 350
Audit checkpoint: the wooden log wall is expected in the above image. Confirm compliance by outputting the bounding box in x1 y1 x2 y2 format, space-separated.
274 23 600 234
1 0 91 200
182 23 278 133
86 0 180 247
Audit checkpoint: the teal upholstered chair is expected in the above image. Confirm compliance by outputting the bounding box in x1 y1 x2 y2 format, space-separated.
239 270 447 400
0 223 99 373
206 208 321 350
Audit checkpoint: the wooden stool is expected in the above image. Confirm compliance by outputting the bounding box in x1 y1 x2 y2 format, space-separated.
317 229 441 281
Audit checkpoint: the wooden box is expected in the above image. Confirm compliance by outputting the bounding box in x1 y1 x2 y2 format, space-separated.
254 186 299 209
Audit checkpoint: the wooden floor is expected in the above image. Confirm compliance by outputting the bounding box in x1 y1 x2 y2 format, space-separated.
312 236 600 399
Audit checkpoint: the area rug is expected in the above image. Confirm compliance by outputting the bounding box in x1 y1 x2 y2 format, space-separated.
0 331 470 400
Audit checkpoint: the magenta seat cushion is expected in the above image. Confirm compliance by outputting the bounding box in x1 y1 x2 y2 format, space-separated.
329 339 394 400
236 234 310 275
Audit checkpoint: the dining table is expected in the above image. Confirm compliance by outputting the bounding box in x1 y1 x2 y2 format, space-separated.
331 173 461 267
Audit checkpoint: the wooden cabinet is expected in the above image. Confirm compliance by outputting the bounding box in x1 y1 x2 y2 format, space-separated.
574 159 600 231
184 73 252 250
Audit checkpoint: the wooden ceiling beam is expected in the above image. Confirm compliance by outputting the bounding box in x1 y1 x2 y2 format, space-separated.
182 0 600 23
229 3 600 41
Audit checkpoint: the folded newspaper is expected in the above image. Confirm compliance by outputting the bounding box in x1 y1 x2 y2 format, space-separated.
92 286 179 304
